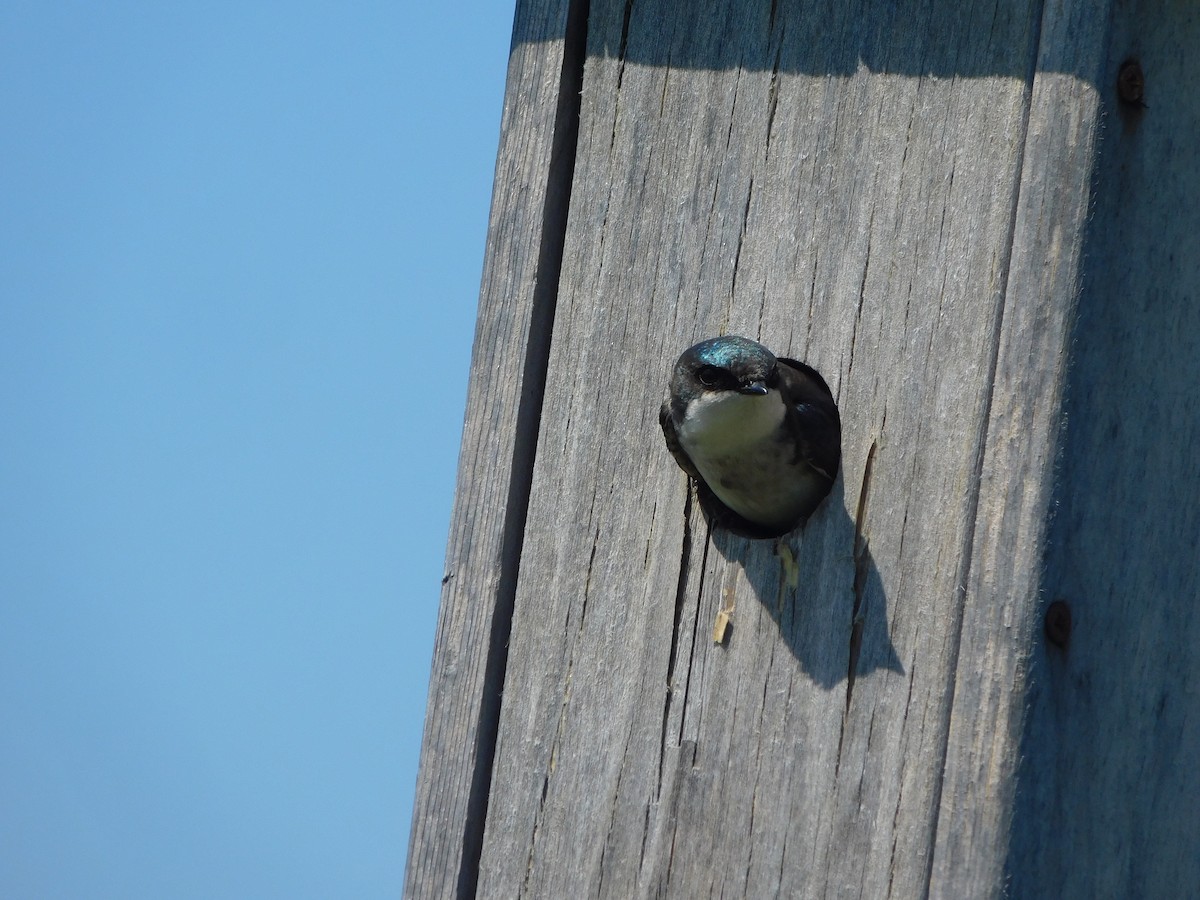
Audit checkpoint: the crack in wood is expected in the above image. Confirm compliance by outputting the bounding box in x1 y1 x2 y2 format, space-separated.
638 800 653 871
614 0 634 93
846 209 876 385
886 671 913 900
522 642 582 896
581 523 601 618
679 528 712 740
848 440 878 710
596 718 636 899
730 175 755 299
836 441 877 781
658 490 693 798
643 499 657 570
764 43 782 163
743 779 760 896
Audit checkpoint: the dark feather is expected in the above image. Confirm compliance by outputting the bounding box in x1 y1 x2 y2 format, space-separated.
777 357 841 484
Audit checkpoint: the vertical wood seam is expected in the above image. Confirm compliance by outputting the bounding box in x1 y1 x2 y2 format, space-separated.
454 1 591 896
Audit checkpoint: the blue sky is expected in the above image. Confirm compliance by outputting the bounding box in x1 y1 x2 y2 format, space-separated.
0 3 511 896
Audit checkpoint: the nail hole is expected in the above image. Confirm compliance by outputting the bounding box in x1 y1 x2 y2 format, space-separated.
1117 59 1146 108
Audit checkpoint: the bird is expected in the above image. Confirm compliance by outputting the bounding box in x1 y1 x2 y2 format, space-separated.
659 335 841 538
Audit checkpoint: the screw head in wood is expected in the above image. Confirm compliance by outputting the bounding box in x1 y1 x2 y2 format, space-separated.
1044 600 1072 649
1117 59 1146 108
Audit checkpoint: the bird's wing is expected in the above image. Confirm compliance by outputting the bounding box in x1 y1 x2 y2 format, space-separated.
659 399 702 481
778 357 842 483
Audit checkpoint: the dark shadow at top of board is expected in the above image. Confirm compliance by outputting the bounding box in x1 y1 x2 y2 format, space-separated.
514 0 1091 81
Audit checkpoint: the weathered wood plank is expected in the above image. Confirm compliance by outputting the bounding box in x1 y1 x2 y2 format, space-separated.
410 0 1200 897
467 1 1096 898
403 2 581 897
928 0 1111 893
1005 2 1200 897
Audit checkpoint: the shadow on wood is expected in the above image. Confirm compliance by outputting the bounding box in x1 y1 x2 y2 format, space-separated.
1006 3 1200 896
708 477 904 691
515 0 1089 79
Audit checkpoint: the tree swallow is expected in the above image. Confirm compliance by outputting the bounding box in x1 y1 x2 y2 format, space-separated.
660 336 841 538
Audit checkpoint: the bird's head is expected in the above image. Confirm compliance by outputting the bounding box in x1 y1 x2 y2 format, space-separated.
670 335 781 406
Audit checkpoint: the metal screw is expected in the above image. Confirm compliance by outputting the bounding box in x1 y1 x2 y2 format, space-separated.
1045 600 1072 649
1117 59 1146 108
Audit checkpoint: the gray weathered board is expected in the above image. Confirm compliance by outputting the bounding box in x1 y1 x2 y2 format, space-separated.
406 0 1200 897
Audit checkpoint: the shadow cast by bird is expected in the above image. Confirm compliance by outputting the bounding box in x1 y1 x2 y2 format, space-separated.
708 477 904 690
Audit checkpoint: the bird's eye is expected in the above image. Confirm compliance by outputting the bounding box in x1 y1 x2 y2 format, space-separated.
696 365 724 387
766 365 780 388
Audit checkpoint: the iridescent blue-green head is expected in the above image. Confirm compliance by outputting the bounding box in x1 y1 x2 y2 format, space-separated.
668 335 781 410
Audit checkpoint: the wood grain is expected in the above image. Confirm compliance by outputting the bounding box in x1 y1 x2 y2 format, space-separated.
929 0 1110 893
407 0 1200 896
1005 2 1200 897
474 1 1071 897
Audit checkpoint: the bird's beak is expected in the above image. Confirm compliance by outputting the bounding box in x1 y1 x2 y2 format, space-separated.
741 380 769 396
